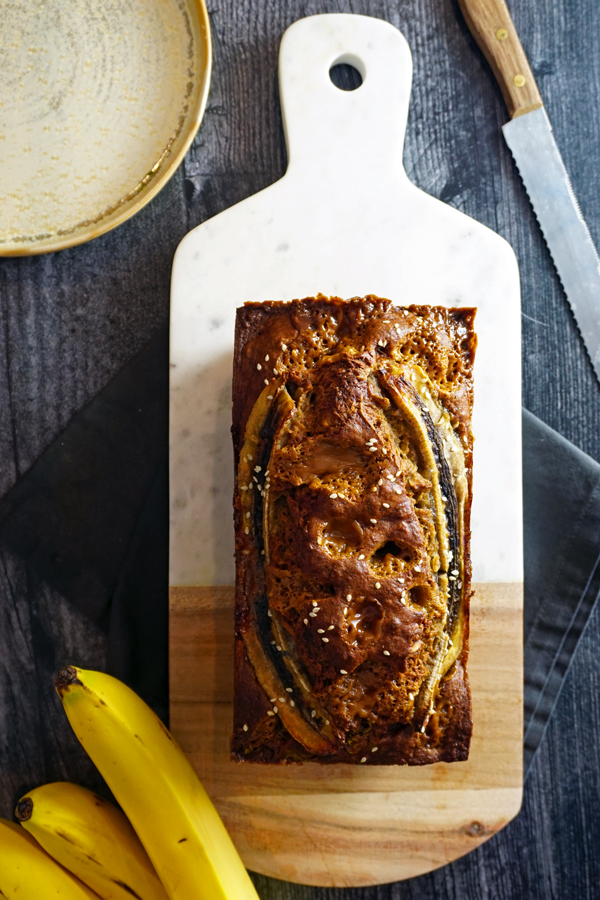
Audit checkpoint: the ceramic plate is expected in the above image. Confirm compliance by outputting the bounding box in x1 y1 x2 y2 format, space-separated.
0 0 211 255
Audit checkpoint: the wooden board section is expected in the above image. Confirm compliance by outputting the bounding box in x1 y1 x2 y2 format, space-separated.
170 582 522 887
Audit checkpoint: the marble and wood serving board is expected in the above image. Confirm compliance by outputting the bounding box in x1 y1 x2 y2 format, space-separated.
169 13 523 887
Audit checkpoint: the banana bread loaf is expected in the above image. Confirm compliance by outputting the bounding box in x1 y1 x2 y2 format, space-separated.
231 295 476 764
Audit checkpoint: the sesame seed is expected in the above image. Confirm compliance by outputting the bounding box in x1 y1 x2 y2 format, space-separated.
245 511 250 518
256 363 262 370
451 570 459 576
278 697 286 703
312 600 318 606
383 502 390 508
247 455 253 462
340 669 348 675
267 710 274 716
244 527 249 535
254 465 262 473
286 687 293 692
458 581 463 589
281 343 287 350
243 723 248 731
344 607 348 614
322 637 329 643
267 609 272 617
372 746 379 753
441 495 447 502
304 618 308 625
276 645 282 651
271 641 276 646
311 710 316 718
359 554 365 560
267 395 273 400
290 700 295 707
240 485 248 491
369 447 377 452
328 625 334 631
330 493 338 499
273 368 278 375
265 354 269 361
378 479 383 486
386 474 394 480
313 606 320 612
273 706 278 713
394 486 401 494
270 698 276 702
346 594 352 601
375 582 381 589
360 757 367 763
414 565 421 571
409 693 414 700
264 379 269 385
449 575 456 581
309 612 317 617
399 577 404 583
383 650 390 656
318 629 325 634
370 519 377 524
325 719 330 725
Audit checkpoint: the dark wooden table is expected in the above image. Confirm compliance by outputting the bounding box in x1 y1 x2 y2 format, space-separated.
1 1 600 897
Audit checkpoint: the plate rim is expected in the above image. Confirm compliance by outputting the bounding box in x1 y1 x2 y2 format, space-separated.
0 0 212 258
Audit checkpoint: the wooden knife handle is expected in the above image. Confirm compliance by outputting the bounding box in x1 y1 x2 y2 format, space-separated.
457 0 543 118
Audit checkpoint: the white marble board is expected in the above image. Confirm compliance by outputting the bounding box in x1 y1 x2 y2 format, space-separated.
170 12 522 590
169 14 523 882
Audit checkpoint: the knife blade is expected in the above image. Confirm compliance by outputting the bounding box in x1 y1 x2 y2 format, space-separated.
457 0 600 382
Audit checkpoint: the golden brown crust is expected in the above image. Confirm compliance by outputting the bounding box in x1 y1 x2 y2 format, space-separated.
231 295 475 765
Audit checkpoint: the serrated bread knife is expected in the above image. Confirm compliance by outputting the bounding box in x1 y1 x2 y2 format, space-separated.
458 0 600 382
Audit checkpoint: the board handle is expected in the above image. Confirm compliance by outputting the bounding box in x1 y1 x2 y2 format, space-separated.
278 15 413 177
457 0 543 118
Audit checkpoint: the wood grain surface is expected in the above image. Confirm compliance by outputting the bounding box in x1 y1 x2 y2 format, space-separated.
170 583 523 886
1 1 600 898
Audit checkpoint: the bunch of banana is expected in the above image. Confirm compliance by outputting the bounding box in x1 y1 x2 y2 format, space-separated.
15 781 169 900
55 666 260 900
0 816 100 899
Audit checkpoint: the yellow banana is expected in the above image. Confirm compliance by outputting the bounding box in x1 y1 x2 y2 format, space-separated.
0 816 100 899
55 666 259 900
15 782 169 900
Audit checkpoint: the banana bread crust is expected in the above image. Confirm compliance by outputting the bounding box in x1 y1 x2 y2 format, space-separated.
231 295 476 765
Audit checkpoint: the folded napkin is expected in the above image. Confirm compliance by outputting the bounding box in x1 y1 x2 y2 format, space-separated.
0 322 599 772
522 409 600 771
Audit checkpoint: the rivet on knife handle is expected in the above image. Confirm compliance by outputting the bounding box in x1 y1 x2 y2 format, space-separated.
457 0 542 118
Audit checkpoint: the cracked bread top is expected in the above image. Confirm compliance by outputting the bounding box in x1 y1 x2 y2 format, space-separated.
232 295 476 765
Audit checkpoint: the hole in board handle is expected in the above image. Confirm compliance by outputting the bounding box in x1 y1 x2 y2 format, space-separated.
329 63 363 91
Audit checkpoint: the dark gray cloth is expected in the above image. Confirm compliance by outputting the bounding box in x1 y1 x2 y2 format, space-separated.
522 409 600 772
0 325 598 773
